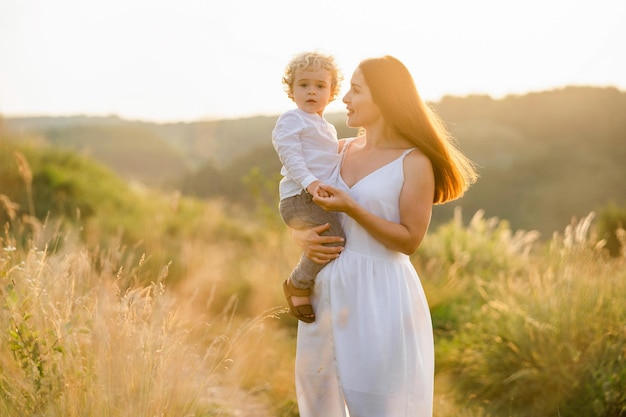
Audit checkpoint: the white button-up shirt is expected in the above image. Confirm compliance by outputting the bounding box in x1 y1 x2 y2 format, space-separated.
272 108 341 200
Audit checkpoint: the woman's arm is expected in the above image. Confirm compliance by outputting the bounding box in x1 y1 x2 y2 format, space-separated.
313 151 435 255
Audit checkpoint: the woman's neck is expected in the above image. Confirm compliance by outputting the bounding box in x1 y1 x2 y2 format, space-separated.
362 124 412 150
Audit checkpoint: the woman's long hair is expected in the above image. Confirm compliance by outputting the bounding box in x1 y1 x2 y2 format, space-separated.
359 55 478 204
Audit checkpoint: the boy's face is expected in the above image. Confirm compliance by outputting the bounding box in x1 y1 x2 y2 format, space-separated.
292 67 333 116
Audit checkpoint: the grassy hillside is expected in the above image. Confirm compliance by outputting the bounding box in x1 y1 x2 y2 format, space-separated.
5 86 626 238
0 134 624 416
1 137 216 286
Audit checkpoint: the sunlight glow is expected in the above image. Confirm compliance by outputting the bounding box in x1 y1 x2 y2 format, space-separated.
1 0 625 122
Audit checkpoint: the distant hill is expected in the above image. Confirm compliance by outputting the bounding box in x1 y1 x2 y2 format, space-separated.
6 116 188 186
5 112 355 171
4 86 626 237
431 86 626 234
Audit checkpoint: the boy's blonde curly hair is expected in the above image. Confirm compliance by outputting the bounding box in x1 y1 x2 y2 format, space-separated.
282 51 343 102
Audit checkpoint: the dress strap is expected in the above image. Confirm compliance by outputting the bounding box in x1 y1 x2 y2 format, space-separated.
401 147 418 158
341 137 356 155
339 137 356 171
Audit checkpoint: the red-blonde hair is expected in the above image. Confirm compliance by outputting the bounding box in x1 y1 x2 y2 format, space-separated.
358 56 478 204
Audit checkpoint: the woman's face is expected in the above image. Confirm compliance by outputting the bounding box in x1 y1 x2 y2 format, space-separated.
342 67 382 129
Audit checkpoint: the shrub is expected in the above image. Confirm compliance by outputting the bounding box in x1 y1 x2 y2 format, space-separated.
447 213 626 417
597 203 626 257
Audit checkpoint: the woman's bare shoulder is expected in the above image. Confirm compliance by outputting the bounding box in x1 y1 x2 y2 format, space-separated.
404 148 434 175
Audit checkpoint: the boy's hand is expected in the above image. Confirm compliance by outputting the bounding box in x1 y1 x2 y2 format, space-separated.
313 182 331 198
306 180 321 195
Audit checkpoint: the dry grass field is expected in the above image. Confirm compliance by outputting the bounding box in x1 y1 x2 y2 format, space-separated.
1 149 624 416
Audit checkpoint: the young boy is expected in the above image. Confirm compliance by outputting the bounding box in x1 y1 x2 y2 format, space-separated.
272 51 346 323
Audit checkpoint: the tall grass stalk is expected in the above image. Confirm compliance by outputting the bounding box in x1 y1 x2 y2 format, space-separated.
0 216 286 416
13 151 35 218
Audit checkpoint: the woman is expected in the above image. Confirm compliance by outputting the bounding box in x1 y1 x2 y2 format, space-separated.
291 55 477 416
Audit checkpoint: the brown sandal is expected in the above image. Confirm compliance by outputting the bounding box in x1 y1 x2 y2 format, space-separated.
283 279 315 323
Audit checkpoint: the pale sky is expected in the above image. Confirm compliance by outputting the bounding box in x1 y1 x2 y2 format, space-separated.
1 0 625 123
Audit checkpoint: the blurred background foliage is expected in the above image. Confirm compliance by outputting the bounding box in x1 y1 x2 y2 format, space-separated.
5 86 625 241
1 86 625 416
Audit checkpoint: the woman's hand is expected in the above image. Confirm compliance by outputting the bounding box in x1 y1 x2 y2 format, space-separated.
290 223 344 264
311 183 355 214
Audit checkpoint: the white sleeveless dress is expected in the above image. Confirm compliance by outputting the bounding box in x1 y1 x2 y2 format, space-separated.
295 141 435 416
